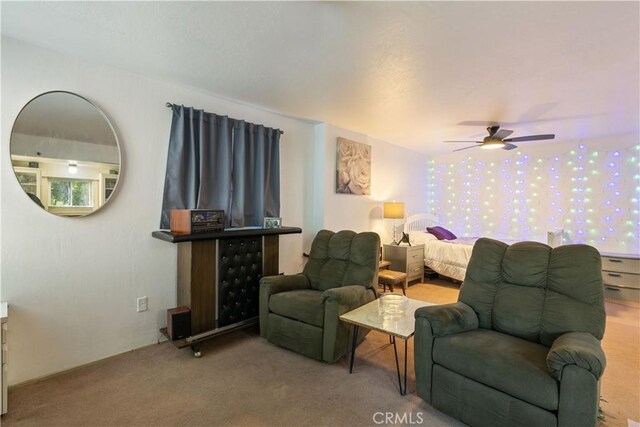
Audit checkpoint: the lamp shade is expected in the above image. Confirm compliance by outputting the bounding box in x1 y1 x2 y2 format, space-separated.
383 202 405 219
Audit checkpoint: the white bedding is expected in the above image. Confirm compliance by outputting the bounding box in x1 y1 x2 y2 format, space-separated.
409 232 476 281
409 231 519 281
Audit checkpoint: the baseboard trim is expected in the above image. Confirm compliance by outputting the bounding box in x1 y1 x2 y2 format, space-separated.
8 335 164 391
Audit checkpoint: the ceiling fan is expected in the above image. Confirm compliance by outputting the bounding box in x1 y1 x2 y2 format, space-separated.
444 126 555 152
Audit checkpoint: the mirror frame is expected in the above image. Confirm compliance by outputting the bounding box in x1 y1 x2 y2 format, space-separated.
9 90 122 217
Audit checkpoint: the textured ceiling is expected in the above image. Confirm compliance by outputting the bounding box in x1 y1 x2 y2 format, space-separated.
2 1 638 154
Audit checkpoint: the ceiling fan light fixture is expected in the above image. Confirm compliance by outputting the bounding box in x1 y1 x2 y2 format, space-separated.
481 140 505 150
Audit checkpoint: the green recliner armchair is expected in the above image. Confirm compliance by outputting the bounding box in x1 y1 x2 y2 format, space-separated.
414 238 606 427
259 229 380 363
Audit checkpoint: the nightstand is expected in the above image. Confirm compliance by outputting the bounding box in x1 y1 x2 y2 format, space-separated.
383 244 425 284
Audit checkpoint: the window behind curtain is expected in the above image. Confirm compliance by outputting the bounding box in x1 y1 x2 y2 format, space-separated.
160 105 280 229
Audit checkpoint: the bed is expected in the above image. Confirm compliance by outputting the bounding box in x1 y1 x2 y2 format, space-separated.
403 214 477 282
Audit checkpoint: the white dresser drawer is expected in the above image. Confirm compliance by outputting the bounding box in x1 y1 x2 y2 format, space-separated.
407 261 423 281
602 271 640 289
604 285 640 304
601 256 640 274
407 247 423 263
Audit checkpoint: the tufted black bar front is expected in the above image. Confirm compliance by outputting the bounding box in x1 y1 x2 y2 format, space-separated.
218 237 263 327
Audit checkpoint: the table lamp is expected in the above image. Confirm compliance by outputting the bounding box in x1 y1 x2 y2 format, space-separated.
383 201 405 245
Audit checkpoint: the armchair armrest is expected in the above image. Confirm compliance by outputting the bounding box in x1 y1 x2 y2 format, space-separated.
321 285 369 311
547 332 606 381
260 273 310 296
414 302 479 337
322 285 375 363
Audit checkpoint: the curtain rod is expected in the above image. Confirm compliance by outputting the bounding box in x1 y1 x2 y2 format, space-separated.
166 102 284 134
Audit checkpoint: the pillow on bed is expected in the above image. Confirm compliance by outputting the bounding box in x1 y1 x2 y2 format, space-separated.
426 226 457 240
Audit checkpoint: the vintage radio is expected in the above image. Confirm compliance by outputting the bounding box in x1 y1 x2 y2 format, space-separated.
167 306 191 340
170 209 225 234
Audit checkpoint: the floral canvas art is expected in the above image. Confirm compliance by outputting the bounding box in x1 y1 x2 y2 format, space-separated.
336 137 371 195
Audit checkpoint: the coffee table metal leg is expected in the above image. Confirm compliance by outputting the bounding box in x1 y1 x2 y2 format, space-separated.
392 335 408 395
349 325 359 373
403 338 408 395
392 336 402 393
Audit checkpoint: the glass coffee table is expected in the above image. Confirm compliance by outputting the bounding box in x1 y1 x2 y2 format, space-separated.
339 297 434 395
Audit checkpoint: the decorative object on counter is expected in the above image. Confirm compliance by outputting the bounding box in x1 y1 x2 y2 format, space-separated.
384 201 405 244
160 104 281 229
378 293 409 317
10 91 121 217
336 137 371 195
170 209 224 234
263 217 282 229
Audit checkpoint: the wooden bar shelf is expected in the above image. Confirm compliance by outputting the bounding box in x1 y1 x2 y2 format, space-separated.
153 226 302 356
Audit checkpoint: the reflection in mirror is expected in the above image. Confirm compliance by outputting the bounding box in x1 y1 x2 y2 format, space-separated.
10 91 121 217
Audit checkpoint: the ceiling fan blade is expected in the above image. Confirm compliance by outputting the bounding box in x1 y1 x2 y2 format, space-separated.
502 143 518 151
453 145 480 152
457 121 503 127
443 140 482 143
503 134 555 142
493 129 513 139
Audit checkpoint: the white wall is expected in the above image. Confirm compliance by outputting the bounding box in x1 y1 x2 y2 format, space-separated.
1 37 316 385
428 135 639 254
1 37 430 386
317 124 428 244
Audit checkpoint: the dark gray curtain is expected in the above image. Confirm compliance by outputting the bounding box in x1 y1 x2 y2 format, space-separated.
231 122 280 226
160 105 280 229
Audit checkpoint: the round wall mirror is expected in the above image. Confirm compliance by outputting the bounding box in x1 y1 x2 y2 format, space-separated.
10 91 121 217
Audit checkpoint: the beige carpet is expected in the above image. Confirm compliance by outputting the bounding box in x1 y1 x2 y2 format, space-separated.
2 280 638 426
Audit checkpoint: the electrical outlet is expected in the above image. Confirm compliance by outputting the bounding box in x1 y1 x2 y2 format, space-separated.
136 296 148 312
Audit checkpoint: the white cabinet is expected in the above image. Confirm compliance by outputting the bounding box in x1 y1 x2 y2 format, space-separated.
601 253 640 306
99 173 118 206
1 302 7 415
13 166 41 200
383 244 425 283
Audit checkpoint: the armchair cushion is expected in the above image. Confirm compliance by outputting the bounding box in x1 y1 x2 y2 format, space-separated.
303 230 379 291
433 329 559 411
259 274 311 337
547 332 606 381
414 302 478 337
269 290 325 327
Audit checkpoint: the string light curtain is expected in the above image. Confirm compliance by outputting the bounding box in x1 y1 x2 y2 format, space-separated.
160 105 280 229
427 144 639 254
